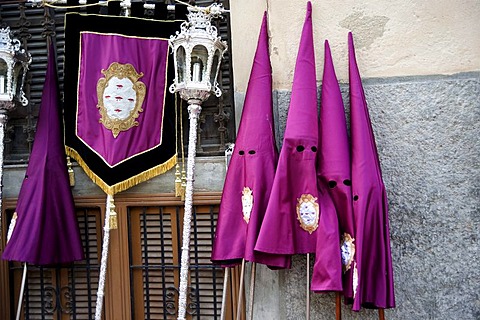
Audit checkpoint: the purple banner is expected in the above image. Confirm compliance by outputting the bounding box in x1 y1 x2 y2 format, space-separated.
76 32 169 167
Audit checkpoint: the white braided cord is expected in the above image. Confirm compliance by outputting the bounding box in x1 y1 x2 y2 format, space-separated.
95 194 112 320
177 102 201 320
0 112 5 242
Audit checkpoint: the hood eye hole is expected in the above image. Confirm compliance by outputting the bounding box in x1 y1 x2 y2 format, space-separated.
311 146 317 152
353 195 359 201
328 181 337 188
248 150 256 155
343 179 351 186
296 145 305 152
239 150 245 155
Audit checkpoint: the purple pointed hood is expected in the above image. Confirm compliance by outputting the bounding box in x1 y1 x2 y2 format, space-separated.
349 32 395 310
255 1 320 256
2 42 84 265
316 40 356 298
211 12 290 268
255 5 342 292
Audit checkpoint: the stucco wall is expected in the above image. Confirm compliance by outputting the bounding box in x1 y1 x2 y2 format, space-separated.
230 0 480 91
230 1 480 319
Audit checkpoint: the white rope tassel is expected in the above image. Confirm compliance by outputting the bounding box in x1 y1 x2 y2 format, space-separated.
177 102 201 320
95 194 113 320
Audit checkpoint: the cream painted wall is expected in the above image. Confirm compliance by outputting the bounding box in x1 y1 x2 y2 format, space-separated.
230 0 480 91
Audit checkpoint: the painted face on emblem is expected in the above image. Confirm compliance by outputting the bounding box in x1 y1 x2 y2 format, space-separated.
103 77 137 120
241 187 254 223
341 242 351 265
299 202 316 226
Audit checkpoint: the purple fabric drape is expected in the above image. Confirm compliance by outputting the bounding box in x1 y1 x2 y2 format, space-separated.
2 42 84 265
211 12 290 268
349 32 395 310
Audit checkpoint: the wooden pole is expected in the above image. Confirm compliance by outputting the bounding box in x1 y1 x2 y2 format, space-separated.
236 259 246 320
379 308 385 320
306 253 310 320
248 262 256 320
220 268 229 320
15 263 27 320
335 292 342 320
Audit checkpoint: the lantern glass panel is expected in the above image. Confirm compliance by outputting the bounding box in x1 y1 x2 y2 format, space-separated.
176 46 186 83
13 63 23 97
210 50 220 85
0 59 7 95
191 45 208 83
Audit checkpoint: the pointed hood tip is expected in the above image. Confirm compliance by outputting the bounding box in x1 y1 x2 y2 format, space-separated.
348 32 355 57
305 1 312 19
324 40 331 59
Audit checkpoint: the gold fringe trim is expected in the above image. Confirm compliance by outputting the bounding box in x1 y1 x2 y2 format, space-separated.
66 146 177 195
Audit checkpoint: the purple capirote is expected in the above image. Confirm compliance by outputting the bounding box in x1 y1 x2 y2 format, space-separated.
312 40 356 298
2 41 84 265
349 32 395 310
255 2 342 291
211 12 290 268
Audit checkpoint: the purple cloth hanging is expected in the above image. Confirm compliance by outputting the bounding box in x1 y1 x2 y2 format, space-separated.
2 42 84 265
312 40 356 297
211 12 290 268
348 32 395 310
255 2 342 291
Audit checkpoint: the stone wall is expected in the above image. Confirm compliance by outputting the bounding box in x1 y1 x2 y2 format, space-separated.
245 72 480 319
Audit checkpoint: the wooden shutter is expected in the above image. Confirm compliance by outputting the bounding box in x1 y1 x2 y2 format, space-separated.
6 207 103 320
128 203 238 320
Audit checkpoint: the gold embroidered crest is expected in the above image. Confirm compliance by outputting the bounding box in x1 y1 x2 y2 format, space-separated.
241 187 254 223
97 62 146 138
340 232 356 273
296 194 319 234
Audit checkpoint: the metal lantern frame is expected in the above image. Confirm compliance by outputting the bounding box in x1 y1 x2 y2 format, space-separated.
168 4 227 320
0 26 30 235
0 28 31 320
169 4 227 104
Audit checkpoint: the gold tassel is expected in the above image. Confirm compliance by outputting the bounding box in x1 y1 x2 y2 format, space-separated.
175 164 182 197
180 168 187 201
67 156 75 187
109 196 118 230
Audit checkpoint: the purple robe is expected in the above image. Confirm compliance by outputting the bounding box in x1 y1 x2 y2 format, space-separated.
349 32 395 310
313 40 356 297
255 2 342 291
2 42 84 265
211 12 290 268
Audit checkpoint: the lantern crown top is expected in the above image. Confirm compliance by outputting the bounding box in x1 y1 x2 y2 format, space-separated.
171 3 228 43
169 3 228 102
0 27 22 56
